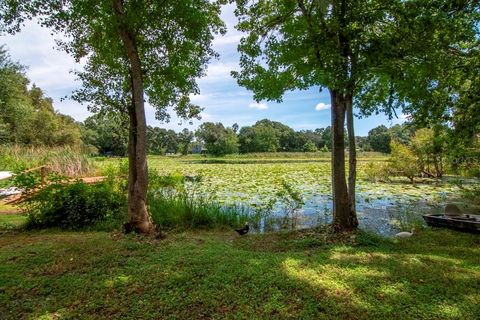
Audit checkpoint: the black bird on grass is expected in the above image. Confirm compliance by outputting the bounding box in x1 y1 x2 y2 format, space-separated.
235 222 249 235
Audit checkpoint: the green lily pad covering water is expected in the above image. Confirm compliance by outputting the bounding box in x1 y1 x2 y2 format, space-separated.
99 156 477 235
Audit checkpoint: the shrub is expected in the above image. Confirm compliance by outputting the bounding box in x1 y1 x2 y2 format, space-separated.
24 181 127 230
363 161 390 182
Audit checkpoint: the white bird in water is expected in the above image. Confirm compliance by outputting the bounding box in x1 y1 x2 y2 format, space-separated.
395 228 415 238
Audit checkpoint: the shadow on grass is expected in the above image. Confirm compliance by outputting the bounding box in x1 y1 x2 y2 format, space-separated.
0 229 478 319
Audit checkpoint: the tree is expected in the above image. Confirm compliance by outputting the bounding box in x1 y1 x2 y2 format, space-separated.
233 0 475 231
299 130 324 150
315 127 332 151
2 1 226 233
177 128 194 155
239 124 279 152
146 127 178 155
0 46 83 146
196 122 239 156
390 140 420 184
0 46 32 143
410 127 446 178
83 113 128 156
388 124 414 146
397 17 479 173
302 140 318 152
355 136 370 152
367 125 391 153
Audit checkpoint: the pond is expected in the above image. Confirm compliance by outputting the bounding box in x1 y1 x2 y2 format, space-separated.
145 157 476 235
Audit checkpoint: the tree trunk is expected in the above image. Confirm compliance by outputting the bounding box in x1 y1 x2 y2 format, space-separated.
345 95 358 221
113 0 154 234
330 89 358 231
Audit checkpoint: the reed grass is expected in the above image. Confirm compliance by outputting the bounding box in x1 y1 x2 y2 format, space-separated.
0 145 94 177
148 171 249 230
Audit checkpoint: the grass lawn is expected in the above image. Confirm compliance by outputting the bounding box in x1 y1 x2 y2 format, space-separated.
0 212 26 229
1 225 479 319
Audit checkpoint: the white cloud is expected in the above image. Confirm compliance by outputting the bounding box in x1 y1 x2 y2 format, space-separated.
315 102 331 111
199 62 238 83
200 112 213 120
213 34 242 46
249 102 268 110
188 93 210 103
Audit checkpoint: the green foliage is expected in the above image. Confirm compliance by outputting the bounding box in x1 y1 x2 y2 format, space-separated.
410 127 446 177
232 0 475 115
302 140 317 152
177 128 194 155
0 214 26 230
82 113 128 156
238 124 279 153
389 141 420 183
24 181 127 230
1 1 226 123
277 180 305 229
445 134 480 177
367 125 391 153
238 119 327 153
0 46 83 147
363 161 390 183
83 115 195 156
146 126 183 155
196 122 239 156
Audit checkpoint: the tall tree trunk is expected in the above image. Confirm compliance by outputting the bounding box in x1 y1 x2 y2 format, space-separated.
330 89 358 231
113 0 154 234
346 96 358 222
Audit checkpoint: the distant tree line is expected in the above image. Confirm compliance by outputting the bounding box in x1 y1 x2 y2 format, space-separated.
1 42 476 177
81 112 424 157
1 44 477 179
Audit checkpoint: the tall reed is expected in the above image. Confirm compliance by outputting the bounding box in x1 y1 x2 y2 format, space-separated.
0 145 94 177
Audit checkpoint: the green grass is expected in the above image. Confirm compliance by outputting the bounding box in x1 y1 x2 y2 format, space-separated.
0 213 26 229
0 228 479 319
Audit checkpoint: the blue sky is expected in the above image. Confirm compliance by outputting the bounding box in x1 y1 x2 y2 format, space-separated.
1 4 405 136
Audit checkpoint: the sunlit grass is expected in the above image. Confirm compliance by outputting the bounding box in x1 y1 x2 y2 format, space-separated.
0 228 478 319
0 213 26 229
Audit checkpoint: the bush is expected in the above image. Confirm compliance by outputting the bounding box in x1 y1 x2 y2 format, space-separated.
363 161 390 182
24 181 127 230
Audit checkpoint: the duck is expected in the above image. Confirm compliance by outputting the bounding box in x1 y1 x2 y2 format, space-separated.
235 222 250 236
395 228 415 238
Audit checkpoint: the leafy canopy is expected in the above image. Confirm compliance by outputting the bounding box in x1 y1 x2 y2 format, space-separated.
1 0 226 121
233 0 478 117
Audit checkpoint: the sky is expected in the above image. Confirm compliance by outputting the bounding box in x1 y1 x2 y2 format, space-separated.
1 4 406 136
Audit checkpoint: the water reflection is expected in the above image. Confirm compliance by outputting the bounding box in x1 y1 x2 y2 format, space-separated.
246 193 446 236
